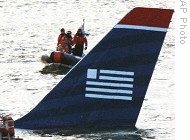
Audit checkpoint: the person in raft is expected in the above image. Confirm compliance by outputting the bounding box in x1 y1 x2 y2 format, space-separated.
61 31 73 54
57 28 66 46
72 28 88 57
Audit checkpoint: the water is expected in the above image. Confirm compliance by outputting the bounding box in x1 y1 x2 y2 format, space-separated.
0 0 174 139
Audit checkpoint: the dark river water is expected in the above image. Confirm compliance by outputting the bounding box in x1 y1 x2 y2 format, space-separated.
0 0 174 139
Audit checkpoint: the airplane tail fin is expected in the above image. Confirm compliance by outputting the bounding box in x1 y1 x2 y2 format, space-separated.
15 7 174 131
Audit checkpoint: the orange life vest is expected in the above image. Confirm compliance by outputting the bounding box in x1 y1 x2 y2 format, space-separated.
52 51 62 63
73 34 87 46
61 36 73 53
57 34 65 46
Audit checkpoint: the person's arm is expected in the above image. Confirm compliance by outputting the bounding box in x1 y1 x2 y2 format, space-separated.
84 36 87 46
57 35 62 46
84 36 88 50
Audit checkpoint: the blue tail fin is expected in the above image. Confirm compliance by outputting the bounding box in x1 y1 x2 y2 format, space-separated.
15 7 174 131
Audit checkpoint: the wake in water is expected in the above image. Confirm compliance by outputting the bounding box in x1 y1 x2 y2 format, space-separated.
40 63 71 75
29 128 155 140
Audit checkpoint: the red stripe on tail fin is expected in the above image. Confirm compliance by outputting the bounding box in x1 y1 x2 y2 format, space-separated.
118 7 174 28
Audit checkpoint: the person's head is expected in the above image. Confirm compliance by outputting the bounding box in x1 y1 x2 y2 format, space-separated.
60 28 65 34
41 55 51 63
67 31 72 35
66 31 72 37
77 28 82 34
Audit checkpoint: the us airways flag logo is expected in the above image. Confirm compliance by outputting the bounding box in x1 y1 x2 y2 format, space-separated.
85 69 134 101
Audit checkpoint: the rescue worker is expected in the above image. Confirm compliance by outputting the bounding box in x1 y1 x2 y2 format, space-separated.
73 28 88 57
61 31 73 54
41 51 80 66
57 28 66 51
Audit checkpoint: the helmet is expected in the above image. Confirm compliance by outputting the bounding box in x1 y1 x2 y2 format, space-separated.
60 28 65 32
67 31 72 34
77 28 83 34
77 28 82 32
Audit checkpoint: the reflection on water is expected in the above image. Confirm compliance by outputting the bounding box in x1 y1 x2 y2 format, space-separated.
18 128 155 140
